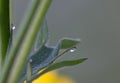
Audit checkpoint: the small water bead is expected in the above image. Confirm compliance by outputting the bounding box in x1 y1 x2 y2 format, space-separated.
70 49 75 52
69 47 77 52
12 26 16 30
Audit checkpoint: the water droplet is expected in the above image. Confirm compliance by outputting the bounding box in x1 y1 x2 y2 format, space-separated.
69 47 76 52
29 59 32 63
12 26 15 30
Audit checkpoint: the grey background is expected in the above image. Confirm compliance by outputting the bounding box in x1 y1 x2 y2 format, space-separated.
14 0 120 83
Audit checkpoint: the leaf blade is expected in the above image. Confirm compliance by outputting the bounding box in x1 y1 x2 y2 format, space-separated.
60 38 80 49
0 0 10 63
31 58 87 81
19 43 60 82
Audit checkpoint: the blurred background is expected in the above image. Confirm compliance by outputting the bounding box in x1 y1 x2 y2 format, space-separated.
14 0 120 83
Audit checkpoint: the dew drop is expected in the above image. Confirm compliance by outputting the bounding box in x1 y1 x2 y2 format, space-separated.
12 26 16 30
69 47 76 52
70 49 75 52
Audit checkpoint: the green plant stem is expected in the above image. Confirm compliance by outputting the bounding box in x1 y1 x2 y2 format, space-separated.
7 0 14 59
10 0 14 26
0 0 41 82
26 63 32 83
1 0 52 83
0 0 10 70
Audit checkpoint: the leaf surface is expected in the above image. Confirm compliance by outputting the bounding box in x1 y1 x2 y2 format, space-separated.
59 38 80 49
31 58 87 81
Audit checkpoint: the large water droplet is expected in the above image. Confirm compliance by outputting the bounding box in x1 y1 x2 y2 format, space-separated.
69 47 76 52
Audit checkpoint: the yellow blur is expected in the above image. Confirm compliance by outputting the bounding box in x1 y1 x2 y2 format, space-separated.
33 71 75 83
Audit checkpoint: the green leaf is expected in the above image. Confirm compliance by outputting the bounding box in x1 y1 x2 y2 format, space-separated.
20 37 81 82
59 38 80 49
19 43 60 82
0 0 10 65
31 58 87 81
26 37 81 76
31 45 59 74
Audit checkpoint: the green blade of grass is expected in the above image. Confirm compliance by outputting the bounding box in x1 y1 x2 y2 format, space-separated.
0 0 10 68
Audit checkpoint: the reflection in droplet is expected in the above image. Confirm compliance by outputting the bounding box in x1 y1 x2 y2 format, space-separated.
69 47 76 52
12 26 15 30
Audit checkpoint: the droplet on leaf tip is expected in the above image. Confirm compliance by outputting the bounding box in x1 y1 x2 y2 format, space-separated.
69 47 77 52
